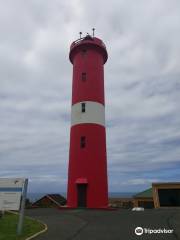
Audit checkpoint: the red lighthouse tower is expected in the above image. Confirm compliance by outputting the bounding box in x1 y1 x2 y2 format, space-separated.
67 32 108 208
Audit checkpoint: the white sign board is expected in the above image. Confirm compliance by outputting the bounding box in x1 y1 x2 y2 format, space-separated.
0 178 24 211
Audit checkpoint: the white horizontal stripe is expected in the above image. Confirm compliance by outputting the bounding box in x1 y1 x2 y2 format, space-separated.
71 101 105 126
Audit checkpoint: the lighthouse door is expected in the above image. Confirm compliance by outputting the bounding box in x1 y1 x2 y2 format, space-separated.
77 184 87 208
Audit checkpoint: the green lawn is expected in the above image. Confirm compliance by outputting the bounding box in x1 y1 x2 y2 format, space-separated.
0 212 45 240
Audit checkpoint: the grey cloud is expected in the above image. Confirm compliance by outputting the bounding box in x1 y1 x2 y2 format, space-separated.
0 0 180 192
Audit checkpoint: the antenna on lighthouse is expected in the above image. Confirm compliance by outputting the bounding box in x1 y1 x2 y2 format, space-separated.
92 28 95 37
79 32 82 39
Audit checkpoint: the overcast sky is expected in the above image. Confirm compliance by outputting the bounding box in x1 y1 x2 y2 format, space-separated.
1 0 180 194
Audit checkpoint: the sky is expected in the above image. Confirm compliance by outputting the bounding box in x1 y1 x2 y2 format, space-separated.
0 0 180 194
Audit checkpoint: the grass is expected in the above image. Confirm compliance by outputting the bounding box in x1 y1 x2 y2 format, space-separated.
0 212 45 240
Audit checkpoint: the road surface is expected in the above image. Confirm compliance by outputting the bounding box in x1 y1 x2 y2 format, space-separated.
26 208 180 240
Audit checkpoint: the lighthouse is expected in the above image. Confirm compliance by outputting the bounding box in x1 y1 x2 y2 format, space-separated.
67 32 108 208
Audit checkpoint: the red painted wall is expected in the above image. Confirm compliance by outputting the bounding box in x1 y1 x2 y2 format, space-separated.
67 124 108 208
72 49 105 105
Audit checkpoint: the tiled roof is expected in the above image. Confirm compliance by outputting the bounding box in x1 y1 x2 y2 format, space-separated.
47 194 66 205
32 194 66 206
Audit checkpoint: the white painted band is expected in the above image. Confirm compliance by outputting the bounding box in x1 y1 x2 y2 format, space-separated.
71 101 105 126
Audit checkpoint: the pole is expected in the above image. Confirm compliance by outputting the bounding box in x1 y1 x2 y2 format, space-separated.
92 28 95 37
17 179 28 235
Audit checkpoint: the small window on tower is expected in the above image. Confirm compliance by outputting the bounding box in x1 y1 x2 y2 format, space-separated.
81 102 86 113
82 49 87 54
80 136 86 148
82 72 86 82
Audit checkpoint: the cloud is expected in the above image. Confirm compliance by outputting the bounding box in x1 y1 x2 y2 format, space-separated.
0 0 180 193
121 178 160 186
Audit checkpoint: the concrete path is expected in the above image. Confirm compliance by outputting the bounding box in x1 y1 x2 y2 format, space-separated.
26 208 180 240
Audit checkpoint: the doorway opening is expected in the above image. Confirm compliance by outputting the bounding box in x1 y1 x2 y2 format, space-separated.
158 189 180 207
77 184 87 208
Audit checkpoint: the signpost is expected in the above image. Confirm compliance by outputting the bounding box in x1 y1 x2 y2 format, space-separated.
0 193 3 217
17 178 28 235
0 178 28 235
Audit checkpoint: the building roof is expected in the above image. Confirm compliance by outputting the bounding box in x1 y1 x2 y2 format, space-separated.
32 194 66 207
47 194 67 206
133 188 153 199
152 182 180 186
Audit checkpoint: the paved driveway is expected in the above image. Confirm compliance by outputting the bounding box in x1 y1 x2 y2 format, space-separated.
26 208 180 240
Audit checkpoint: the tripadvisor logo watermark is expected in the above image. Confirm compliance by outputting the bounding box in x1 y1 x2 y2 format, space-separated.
135 227 174 236
135 227 143 236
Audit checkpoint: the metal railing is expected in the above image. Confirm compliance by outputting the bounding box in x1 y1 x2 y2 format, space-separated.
71 37 106 49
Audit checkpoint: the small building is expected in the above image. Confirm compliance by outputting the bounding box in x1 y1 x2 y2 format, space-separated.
32 194 66 208
133 188 154 208
152 182 180 208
